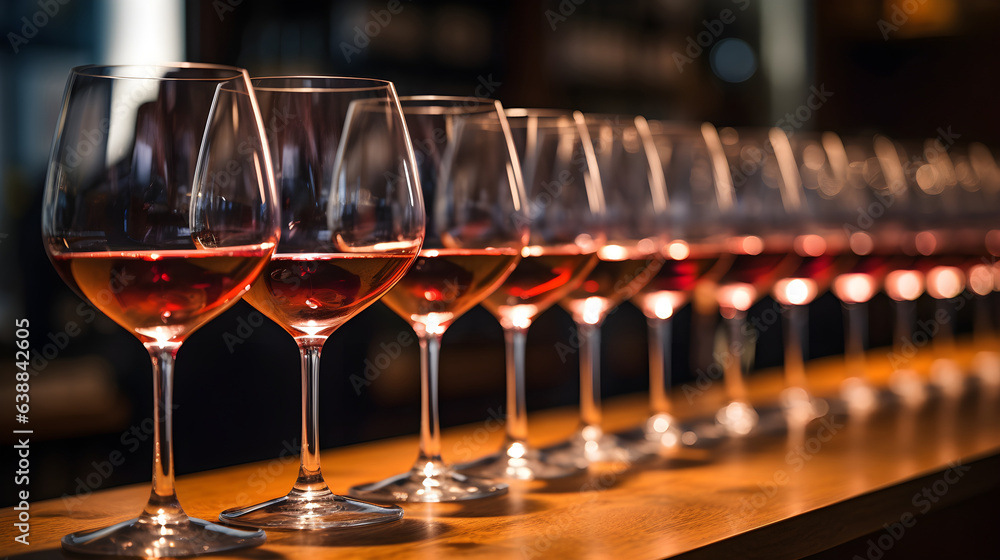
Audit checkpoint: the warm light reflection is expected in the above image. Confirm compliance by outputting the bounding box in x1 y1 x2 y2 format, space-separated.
987 230 1000 257
582 297 604 325
832 273 878 304
637 238 656 254
636 291 688 321
969 264 994 296
654 297 674 320
715 401 758 436
417 312 453 336
717 283 756 312
885 270 924 301
500 305 536 329
523 245 545 257
926 266 965 299
915 164 941 193
849 232 875 256
914 231 938 256
795 234 826 258
729 235 764 255
666 240 690 260
774 278 817 306
507 441 526 459
598 244 628 261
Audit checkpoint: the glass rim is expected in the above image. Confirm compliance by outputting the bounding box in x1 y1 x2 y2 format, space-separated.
71 63 247 81
397 95 502 115
646 119 709 137
252 75 395 93
504 108 585 127
505 108 576 118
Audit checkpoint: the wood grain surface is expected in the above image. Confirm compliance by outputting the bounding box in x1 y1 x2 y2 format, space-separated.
3 341 999 559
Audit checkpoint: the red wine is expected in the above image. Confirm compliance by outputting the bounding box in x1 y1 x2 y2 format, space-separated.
560 246 663 323
381 248 521 333
631 243 727 319
51 246 271 344
718 252 798 293
245 253 415 337
482 247 597 328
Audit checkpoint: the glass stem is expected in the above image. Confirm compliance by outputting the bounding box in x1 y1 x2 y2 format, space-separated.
783 304 808 391
893 299 915 364
578 320 603 431
934 298 957 358
142 343 185 520
293 338 329 494
844 301 868 381
416 333 445 464
647 316 673 417
723 311 749 403
974 294 993 345
504 326 529 444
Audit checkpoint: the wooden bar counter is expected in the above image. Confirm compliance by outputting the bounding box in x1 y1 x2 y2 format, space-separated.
4 344 1000 559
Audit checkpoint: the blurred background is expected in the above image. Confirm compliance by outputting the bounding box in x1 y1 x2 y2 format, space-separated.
2 0 999 503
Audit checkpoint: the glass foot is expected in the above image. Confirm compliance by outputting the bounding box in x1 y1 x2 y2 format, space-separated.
542 425 638 468
643 413 683 449
220 487 402 530
889 369 928 406
780 387 828 425
841 376 879 414
930 358 965 398
972 351 1000 386
62 513 265 557
715 400 759 436
349 459 508 502
455 440 584 481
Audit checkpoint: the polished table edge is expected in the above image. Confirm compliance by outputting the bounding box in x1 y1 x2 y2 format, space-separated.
673 450 1000 560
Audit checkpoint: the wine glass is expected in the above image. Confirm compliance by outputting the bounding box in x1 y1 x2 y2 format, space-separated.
458 109 605 480
219 78 424 529
769 131 857 423
43 64 278 556
950 142 1000 385
830 134 914 411
898 136 1000 398
349 96 528 501
701 126 802 436
546 114 668 466
630 121 732 449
